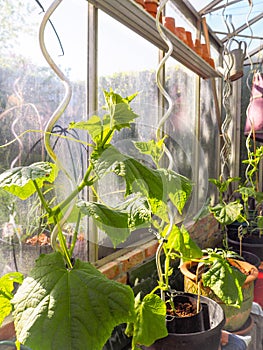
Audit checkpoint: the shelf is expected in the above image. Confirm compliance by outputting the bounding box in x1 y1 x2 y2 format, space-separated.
88 0 222 79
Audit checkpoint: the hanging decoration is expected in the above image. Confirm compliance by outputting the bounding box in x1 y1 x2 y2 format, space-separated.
243 0 263 143
244 71 263 141
220 10 235 181
223 38 247 82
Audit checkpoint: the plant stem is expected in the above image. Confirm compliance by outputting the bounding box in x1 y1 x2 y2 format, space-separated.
51 164 94 217
100 129 114 148
69 211 81 257
33 180 52 214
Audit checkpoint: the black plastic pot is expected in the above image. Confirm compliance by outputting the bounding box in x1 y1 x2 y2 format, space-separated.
235 250 261 269
142 293 225 350
166 294 205 334
227 223 263 260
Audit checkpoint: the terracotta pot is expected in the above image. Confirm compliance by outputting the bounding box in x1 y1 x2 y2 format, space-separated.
175 27 187 43
201 44 210 62
185 31 194 49
135 0 145 9
180 259 258 332
0 321 15 341
163 17 175 33
194 39 202 56
144 1 157 13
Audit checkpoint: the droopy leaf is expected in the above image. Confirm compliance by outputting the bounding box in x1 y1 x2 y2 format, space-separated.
0 272 23 326
164 225 202 261
0 162 57 200
209 201 244 226
202 257 246 307
92 145 192 215
159 169 192 215
77 196 151 247
12 252 135 350
126 293 167 349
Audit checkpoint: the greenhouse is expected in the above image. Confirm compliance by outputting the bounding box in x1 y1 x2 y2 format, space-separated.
0 0 263 349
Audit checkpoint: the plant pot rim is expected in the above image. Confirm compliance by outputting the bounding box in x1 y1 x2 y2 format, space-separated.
180 258 258 285
167 292 225 335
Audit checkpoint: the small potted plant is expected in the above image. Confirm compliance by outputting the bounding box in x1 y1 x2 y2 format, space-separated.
227 141 263 259
180 247 258 332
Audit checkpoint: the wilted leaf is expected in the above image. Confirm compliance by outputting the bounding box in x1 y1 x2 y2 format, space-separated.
92 146 192 216
0 162 57 200
77 196 151 247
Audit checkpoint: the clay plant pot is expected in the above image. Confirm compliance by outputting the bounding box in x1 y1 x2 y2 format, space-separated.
180 259 258 332
144 1 158 14
174 27 187 43
0 321 15 341
163 17 175 33
142 293 225 350
134 0 145 9
185 31 194 49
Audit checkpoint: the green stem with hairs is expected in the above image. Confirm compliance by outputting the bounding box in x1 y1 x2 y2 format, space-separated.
33 180 52 214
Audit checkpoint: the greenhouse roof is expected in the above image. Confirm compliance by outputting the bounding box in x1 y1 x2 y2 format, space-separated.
191 0 263 65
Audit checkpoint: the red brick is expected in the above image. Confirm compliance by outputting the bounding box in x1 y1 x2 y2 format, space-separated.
117 249 145 272
144 240 159 258
99 261 120 279
115 274 128 284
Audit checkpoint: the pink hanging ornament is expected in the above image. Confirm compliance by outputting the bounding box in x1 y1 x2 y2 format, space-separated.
244 71 263 142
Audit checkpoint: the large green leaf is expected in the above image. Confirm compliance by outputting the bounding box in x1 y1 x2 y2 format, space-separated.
0 162 57 200
164 225 202 261
91 145 164 199
0 272 23 326
126 293 167 349
12 252 135 350
202 257 247 307
158 169 192 215
92 145 192 215
209 201 244 226
77 196 151 247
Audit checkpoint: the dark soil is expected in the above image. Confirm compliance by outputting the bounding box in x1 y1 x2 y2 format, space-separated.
167 301 197 318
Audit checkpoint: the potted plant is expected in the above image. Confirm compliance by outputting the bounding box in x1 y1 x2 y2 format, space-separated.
0 88 227 350
180 247 258 332
208 173 262 265
226 141 263 259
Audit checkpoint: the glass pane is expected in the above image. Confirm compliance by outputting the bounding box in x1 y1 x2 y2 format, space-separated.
200 78 220 204
97 11 159 258
164 57 199 221
0 0 87 274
